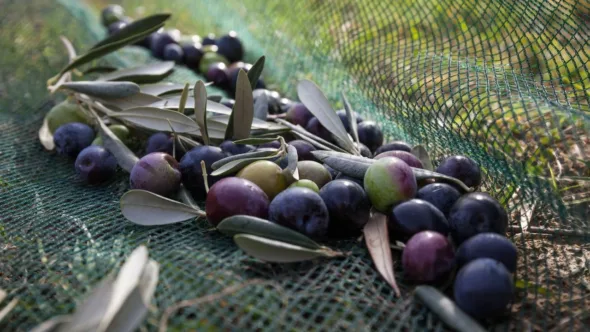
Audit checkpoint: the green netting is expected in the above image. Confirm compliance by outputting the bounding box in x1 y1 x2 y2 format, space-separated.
1 0 589 330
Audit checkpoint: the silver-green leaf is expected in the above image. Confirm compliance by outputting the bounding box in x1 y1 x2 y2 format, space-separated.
194 80 209 145
111 107 199 133
217 215 320 249
150 97 232 115
230 69 255 139
414 286 487 332
297 80 356 154
233 234 342 263
210 151 282 176
283 144 299 182
140 83 198 96
341 92 361 148
98 62 175 84
120 190 204 226
98 93 162 110
39 115 54 151
411 145 433 171
211 149 279 170
232 137 278 145
364 211 400 297
177 83 190 115
90 108 139 172
274 118 347 153
60 81 140 99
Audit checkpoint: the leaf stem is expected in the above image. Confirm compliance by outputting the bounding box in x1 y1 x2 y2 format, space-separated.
201 160 210 193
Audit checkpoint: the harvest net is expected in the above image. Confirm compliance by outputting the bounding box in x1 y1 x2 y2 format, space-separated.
1 0 589 330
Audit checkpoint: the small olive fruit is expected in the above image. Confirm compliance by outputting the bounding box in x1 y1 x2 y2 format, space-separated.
130 152 181 197
288 179 320 193
237 160 288 200
46 100 91 134
297 160 332 189
364 157 417 212
92 124 130 146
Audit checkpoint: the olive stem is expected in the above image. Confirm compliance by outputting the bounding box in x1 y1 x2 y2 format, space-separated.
201 160 210 193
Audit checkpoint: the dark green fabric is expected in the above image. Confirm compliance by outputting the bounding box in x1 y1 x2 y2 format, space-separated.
1 0 588 330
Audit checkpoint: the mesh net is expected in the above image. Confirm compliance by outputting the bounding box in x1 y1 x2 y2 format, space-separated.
1 0 589 330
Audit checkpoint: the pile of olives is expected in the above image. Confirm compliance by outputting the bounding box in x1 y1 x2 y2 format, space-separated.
44 4 521 322
101 4 266 98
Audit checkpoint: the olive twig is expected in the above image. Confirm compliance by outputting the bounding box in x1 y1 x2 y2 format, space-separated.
200 160 210 193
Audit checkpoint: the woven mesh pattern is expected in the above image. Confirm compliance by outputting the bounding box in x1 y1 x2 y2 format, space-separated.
1 0 589 330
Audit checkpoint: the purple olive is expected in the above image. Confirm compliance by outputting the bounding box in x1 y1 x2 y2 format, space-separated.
374 150 423 168
402 231 455 283
205 177 269 226
130 152 181 197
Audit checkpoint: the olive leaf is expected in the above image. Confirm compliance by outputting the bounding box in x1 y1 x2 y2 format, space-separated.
150 97 231 115
60 35 77 61
311 150 372 178
225 69 254 140
312 150 474 191
89 108 139 172
282 144 300 182
58 277 115 331
232 137 278 145
207 95 223 103
194 80 209 145
247 56 265 89
50 14 170 84
414 286 487 332
411 145 433 171
364 211 400 297
83 66 118 75
110 107 200 134
30 316 71 332
101 259 159 332
212 114 285 130
97 62 175 84
60 81 140 99
253 89 268 120
211 149 279 170
341 92 361 147
140 83 192 96
218 215 320 249
177 83 190 115
38 115 55 151
297 79 356 154
233 234 343 263
97 93 163 110
274 118 347 153
120 190 205 226
178 185 202 211
177 135 201 150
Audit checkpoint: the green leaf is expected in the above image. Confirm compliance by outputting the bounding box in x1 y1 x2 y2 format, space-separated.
60 81 140 99
364 212 400 297
83 66 119 75
177 83 190 115
97 62 175 84
217 215 320 249
110 107 200 134
225 69 254 140
177 185 201 211
150 97 232 115
98 93 162 110
297 80 356 154
92 14 170 50
233 234 342 263
210 152 282 176
414 286 487 332
177 135 201 150
233 137 278 145
274 118 347 153
59 277 114 331
120 190 203 226
253 87 268 120
211 149 279 170
89 108 138 172
194 80 209 145
0 298 18 324
207 95 223 103
341 92 361 148
247 56 265 89
38 115 54 151
52 14 170 81
411 145 433 171
283 144 300 182
312 150 474 191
